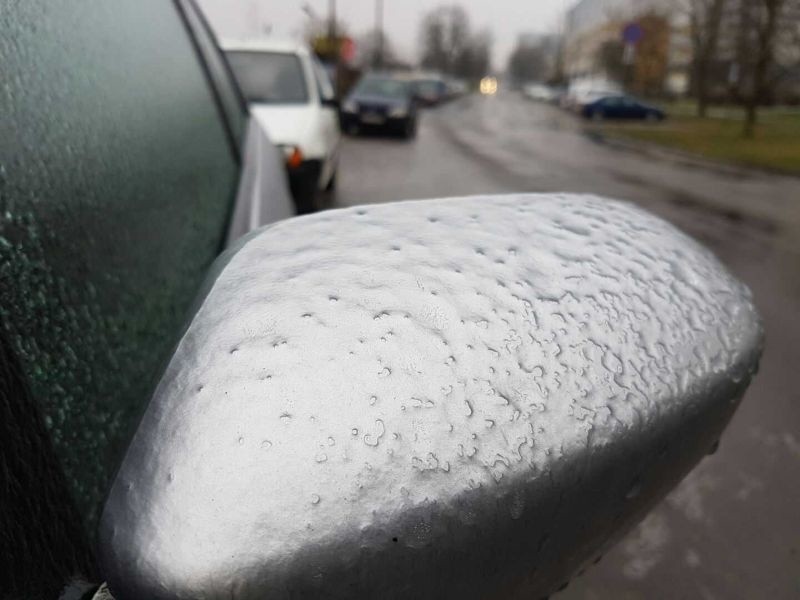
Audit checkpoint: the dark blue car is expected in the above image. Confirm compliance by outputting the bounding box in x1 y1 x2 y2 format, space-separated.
341 74 419 138
582 95 666 121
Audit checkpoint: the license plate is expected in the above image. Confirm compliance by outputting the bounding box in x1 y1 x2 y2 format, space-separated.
361 113 385 125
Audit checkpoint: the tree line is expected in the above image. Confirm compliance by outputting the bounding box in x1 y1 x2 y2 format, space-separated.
684 0 799 135
418 6 492 81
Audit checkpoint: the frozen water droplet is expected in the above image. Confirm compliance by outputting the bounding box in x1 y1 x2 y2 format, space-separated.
626 478 642 499
510 493 525 519
364 419 386 447
311 494 321 505
260 440 273 450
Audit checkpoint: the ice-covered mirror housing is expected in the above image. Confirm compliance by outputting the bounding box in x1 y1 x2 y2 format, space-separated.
99 194 762 599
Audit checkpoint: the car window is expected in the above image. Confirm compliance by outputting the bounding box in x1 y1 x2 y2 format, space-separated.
355 77 410 99
415 80 443 96
226 51 308 104
0 0 240 594
312 57 335 102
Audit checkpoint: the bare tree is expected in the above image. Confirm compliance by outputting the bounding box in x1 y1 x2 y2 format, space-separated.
420 6 468 73
741 0 787 138
419 6 489 79
358 30 397 69
686 0 728 117
455 29 492 80
508 44 549 85
597 40 627 84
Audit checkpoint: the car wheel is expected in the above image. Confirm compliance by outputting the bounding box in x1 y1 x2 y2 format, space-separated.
346 123 360 136
289 172 320 215
646 111 661 123
402 118 417 140
591 110 604 122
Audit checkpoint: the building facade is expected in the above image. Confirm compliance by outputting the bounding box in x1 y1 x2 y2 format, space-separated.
563 0 689 95
563 0 800 100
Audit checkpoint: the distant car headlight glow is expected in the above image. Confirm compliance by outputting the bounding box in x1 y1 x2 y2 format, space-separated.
343 100 358 113
389 106 409 118
480 77 498 95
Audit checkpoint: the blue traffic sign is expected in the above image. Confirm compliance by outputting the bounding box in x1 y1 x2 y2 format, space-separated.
622 22 644 44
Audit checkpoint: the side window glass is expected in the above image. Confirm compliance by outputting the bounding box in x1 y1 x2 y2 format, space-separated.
313 58 336 102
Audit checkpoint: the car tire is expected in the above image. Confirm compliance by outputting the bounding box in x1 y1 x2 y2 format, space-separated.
646 112 660 123
591 110 604 122
289 173 320 215
401 118 417 140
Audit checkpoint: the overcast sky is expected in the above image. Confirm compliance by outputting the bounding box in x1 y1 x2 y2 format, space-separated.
197 0 573 69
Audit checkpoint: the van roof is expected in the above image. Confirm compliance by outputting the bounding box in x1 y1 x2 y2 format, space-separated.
220 37 309 56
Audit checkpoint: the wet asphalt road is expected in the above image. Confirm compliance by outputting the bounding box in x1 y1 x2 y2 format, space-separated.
333 92 800 599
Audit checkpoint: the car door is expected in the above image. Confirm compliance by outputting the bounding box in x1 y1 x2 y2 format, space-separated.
0 0 244 597
621 96 644 119
603 96 624 118
311 56 341 188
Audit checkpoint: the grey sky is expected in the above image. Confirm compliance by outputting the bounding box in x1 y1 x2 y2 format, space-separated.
197 0 573 69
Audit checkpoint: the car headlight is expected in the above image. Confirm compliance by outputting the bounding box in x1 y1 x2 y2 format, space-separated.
389 105 409 118
343 100 358 113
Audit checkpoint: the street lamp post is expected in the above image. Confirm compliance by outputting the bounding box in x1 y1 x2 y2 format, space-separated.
327 0 341 97
375 0 384 69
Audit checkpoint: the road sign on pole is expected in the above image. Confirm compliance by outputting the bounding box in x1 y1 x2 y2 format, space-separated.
622 22 643 45
623 43 636 65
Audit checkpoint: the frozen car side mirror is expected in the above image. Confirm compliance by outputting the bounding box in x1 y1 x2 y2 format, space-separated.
98 194 762 599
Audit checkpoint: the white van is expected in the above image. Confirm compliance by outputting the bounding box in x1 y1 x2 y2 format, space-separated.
223 39 341 214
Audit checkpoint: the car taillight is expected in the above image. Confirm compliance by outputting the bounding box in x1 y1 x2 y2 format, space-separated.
280 146 304 169
287 147 304 169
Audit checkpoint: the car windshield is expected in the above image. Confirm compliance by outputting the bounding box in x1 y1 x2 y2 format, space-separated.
226 51 308 104
354 77 409 99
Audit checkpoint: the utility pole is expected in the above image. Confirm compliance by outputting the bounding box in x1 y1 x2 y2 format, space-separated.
376 0 384 69
328 0 337 43
328 0 340 97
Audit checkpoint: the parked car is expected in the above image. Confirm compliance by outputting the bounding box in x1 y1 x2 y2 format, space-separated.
413 75 449 106
562 88 619 111
523 83 559 103
445 77 468 98
341 74 419 138
582 95 666 121
223 38 342 213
